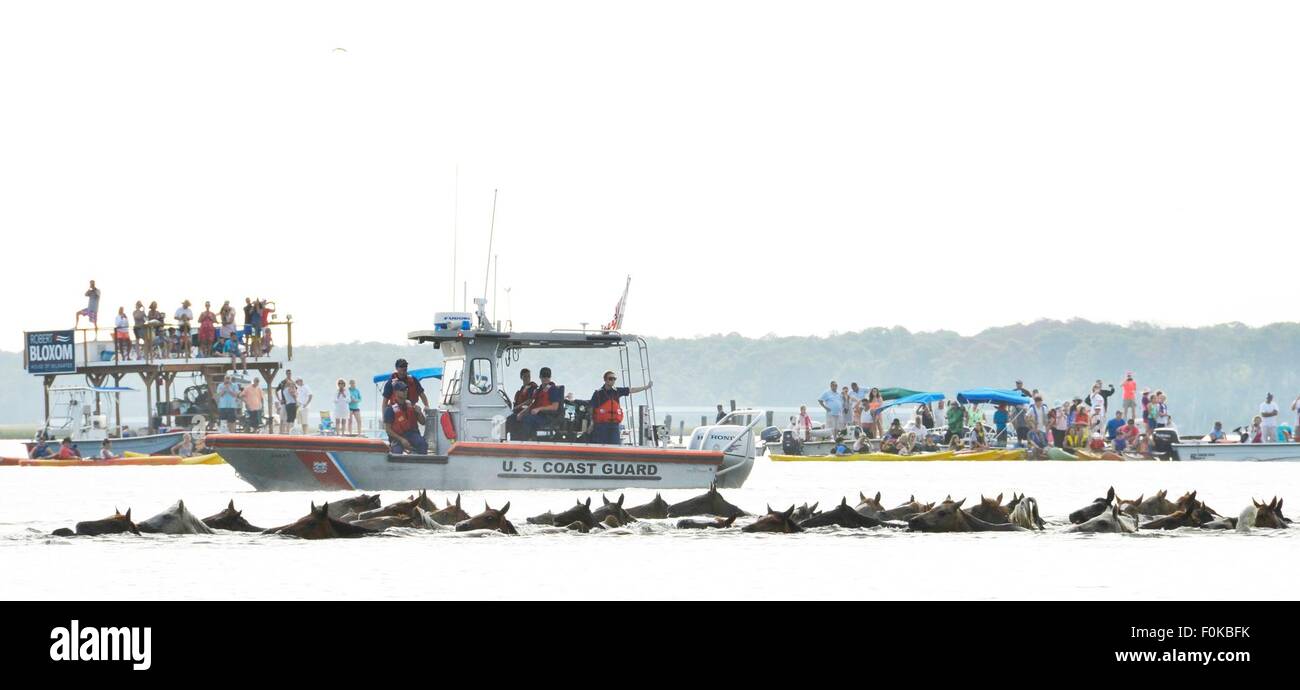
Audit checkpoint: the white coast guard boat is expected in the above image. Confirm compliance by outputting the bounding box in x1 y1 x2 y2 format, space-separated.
210 302 760 491
1169 441 1300 462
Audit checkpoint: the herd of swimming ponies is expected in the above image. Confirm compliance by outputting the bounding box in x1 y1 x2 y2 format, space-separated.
43 483 1290 538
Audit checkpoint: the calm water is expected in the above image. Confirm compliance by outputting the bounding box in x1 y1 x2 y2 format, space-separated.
2 440 1296 600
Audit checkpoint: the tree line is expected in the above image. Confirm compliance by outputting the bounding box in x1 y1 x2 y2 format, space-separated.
2 319 1295 432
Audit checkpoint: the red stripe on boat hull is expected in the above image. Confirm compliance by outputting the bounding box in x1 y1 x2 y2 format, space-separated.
293 450 355 490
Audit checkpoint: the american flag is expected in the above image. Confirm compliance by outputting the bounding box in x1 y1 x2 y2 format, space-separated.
603 276 630 332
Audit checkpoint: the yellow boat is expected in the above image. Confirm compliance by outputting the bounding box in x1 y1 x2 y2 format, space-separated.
123 451 225 465
769 449 1025 462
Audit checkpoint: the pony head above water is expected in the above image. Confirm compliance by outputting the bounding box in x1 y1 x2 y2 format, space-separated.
742 505 804 533
552 497 596 529
456 502 517 534
592 494 636 527
855 491 885 517
74 508 140 536
138 499 213 535
267 502 377 540
1068 487 1115 524
428 494 470 525
968 493 1010 525
667 483 748 518
627 493 670 519
202 500 264 532
1252 497 1287 529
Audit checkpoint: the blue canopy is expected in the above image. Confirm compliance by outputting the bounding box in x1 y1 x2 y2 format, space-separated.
876 392 945 414
372 367 443 384
956 388 1032 406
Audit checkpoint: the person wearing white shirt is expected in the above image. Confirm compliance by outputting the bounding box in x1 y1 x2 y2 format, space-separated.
1259 393 1280 443
113 307 132 360
296 379 314 434
1089 386 1106 432
174 300 194 357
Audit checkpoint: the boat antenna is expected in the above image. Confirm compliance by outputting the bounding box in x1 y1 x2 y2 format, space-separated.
452 165 459 309
492 254 498 328
482 188 497 303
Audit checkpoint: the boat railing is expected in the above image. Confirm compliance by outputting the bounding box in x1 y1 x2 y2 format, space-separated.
62 318 295 366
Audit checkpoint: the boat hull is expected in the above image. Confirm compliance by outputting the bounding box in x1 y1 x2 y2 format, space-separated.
24 432 186 458
208 435 749 491
1172 442 1300 462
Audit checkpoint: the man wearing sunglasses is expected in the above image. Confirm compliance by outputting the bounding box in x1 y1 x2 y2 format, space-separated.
383 358 430 407
589 371 652 445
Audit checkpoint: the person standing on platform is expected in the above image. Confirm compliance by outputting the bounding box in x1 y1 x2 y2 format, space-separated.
1120 372 1138 422
818 381 844 435
113 307 132 360
240 377 265 432
1260 392 1280 443
277 375 298 434
174 300 194 357
589 371 652 445
332 379 352 436
217 375 242 433
75 280 100 333
296 378 314 434
348 380 363 435
198 301 217 357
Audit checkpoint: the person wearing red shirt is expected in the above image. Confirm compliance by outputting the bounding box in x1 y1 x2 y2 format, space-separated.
55 438 81 460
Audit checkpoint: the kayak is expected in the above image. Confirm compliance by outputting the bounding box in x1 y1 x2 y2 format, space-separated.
1072 449 1125 461
124 451 225 465
769 449 1027 462
3 452 224 467
770 450 955 462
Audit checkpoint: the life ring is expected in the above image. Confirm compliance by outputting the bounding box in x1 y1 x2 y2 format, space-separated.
440 412 457 440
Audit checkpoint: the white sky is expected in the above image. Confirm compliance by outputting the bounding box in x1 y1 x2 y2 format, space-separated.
2 1 1297 346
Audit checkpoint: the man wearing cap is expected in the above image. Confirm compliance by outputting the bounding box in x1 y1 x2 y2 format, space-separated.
518 367 561 440
1011 380 1031 443
174 300 194 346
1121 372 1138 422
589 371 653 445
383 358 429 407
384 382 428 454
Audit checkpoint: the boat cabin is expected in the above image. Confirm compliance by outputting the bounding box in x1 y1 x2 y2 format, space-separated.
408 310 662 455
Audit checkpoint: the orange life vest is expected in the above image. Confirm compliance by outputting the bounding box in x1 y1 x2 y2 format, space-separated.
388 401 420 435
593 393 624 424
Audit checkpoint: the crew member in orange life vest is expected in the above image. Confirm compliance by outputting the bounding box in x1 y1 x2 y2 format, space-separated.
506 368 539 439
382 358 430 407
518 367 560 439
384 381 428 454
589 371 653 445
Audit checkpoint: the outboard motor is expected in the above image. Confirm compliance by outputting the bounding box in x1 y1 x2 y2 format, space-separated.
780 430 803 455
689 411 763 488
1151 428 1179 456
759 426 782 443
